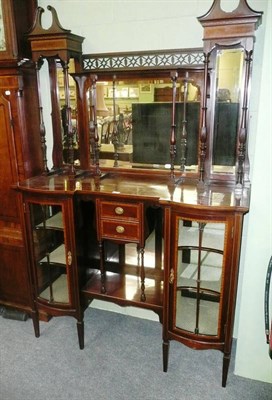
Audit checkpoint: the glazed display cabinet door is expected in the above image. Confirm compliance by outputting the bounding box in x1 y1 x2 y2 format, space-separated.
24 196 84 349
29 202 70 304
173 218 225 337
164 210 239 387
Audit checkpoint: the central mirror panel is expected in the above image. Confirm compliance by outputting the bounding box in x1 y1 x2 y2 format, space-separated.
89 74 202 172
75 71 202 173
175 218 226 336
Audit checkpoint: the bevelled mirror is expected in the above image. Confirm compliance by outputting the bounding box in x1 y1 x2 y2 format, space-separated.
76 48 205 174
211 47 244 175
198 0 262 187
56 60 79 166
92 75 201 172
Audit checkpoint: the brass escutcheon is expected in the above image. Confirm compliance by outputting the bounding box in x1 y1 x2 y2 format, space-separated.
169 268 174 284
67 251 72 266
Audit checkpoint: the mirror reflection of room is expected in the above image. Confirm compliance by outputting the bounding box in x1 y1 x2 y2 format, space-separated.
57 60 79 165
212 48 244 174
91 76 201 171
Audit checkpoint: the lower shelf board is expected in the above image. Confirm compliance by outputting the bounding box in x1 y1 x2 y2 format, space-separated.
81 269 163 312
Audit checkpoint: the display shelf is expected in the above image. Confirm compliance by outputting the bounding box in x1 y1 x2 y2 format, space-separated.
40 274 69 303
36 212 64 230
40 243 66 265
82 268 163 313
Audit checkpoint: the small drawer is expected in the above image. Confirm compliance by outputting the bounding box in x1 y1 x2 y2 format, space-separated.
99 201 140 220
100 220 140 242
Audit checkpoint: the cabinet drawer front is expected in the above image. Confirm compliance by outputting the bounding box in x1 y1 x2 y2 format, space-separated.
99 201 140 220
101 220 140 241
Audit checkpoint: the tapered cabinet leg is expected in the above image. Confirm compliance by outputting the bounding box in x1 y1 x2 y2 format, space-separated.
99 241 106 293
222 353 230 387
77 319 84 350
31 310 40 338
163 340 170 372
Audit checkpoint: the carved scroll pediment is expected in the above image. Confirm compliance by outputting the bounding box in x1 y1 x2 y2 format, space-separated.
198 0 262 44
28 6 70 36
27 5 84 63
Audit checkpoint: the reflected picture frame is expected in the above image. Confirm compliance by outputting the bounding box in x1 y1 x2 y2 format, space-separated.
140 84 151 93
128 87 139 98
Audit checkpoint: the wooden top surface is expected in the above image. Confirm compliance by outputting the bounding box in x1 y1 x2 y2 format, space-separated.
16 171 250 212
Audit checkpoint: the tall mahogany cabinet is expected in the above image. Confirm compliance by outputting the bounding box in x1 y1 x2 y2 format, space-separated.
6 0 264 388
0 0 43 314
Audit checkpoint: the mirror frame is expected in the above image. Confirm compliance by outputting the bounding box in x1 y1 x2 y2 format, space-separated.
27 1 262 189
198 0 262 187
74 0 262 188
74 48 205 176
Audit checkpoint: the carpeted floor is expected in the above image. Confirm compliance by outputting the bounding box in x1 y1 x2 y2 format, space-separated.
0 307 271 400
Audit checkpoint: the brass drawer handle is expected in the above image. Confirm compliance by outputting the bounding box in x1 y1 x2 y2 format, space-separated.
116 225 125 234
115 206 124 215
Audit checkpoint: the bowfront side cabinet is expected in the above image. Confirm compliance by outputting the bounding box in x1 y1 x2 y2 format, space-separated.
19 192 84 349
163 205 246 387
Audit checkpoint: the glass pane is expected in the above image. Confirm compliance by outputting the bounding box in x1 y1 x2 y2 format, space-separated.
92 76 200 172
175 219 225 336
212 48 244 174
57 60 79 166
29 203 70 304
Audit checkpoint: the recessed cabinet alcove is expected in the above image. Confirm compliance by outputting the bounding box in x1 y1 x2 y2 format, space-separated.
14 0 263 388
